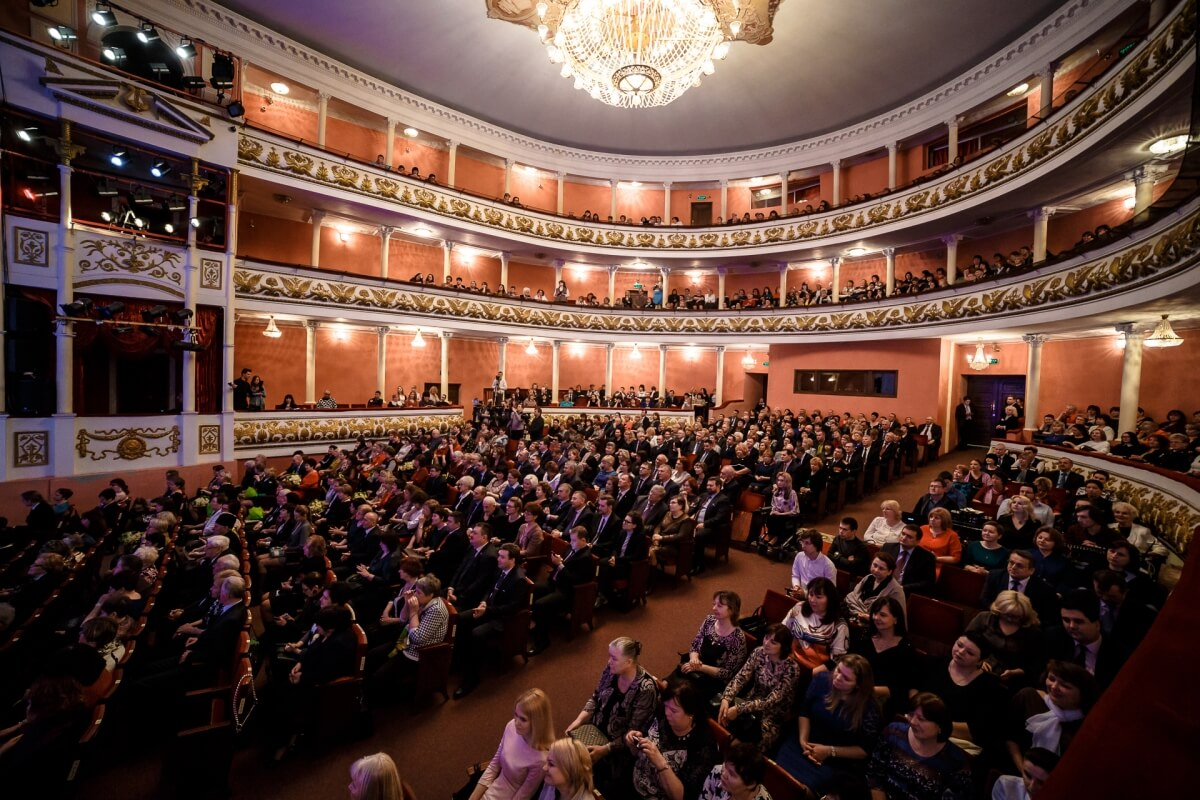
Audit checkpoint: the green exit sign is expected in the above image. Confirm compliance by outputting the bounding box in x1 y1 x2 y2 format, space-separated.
762 361 770 367
696 194 708 200
989 358 999 365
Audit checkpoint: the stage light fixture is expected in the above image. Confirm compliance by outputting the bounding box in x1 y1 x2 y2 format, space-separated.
165 195 186 212
171 309 195 323
100 210 114 222
151 159 170 178
210 53 235 90
226 100 246 119
148 62 170 80
190 216 202 228
137 23 160 43
102 45 125 62
92 3 117 26
60 298 93 317
163 222 176 234
182 76 206 91
48 26 77 43
132 188 153 205
175 329 205 351
110 148 127 167
17 126 38 143
176 38 197 58
97 301 126 319
96 178 118 197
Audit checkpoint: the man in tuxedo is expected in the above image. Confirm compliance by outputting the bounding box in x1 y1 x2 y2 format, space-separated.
635 485 669 531
447 523 498 612
980 549 1058 621
954 396 974 449
1046 589 1127 690
918 416 943 461
528 528 595 655
882 524 937 596
454 543 529 697
691 477 731 575
590 495 622 558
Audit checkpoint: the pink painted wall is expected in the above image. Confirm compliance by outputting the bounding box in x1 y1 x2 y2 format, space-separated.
563 181 612 220
238 212 311 265
396 140 448 181
616 186 664 222
843 154 890 200
234 320 307 402
314 327 377 403
766 339 944 417
385 332 441 397
448 338 501 401
449 249 501 289
559 343 602 392
320 226 380 277
508 170 557 214
725 186 753 220
665 349 716 396
611 347 661 394
326 111 384 163
391 239 442 281
455 152 503 198
563 267 608 301
508 261 552 296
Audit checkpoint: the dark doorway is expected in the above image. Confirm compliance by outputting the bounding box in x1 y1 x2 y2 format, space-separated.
743 372 768 407
962 374 1026 447
690 202 713 226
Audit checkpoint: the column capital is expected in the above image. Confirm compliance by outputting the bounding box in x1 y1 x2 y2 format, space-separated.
552 339 561 349
663 180 672 188
946 116 961 129
557 171 566 180
606 342 614 351
552 258 565 268
309 209 326 225
385 117 397 128
941 233 963 246
887 142 899 153
778 261 789 273
719 179 728 188
715 345 725 353
1022 333 1047 346
829 256 841 267
1115 322 1138 336
609 179 617 187
830 159 841 169
499 251 510 263
498 337 509 345
1027 207 1055 221
442 240 454 251
378 224 395 237
446 139 458 150
305 320 319 330
1129 165 1158 185
717 266 728 276
440 330 452 340
317 91 331 102
376 326 390 336
504 158 513 168
1042 61 1058 77
882 247 896 257
607 264 619 274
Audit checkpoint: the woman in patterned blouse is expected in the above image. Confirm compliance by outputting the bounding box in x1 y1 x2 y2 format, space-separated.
670 591 749 700
867 693 972 800
718 623 802 751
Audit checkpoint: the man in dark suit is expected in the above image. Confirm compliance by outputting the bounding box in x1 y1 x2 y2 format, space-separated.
1045 456 1085 492
527 408 546 441
554 490 595 538
425 511 468 585
21 490 58 537
631 461 656 500
423 464 449 504
635 485 669 531
447 523 499 612
917 416 943 460
1094 569 1157 652
599 511 650 606
1046 589 1127 691
882 524 937 596
954 396 975 449
454 543 529 697
590 495 622 558
980 549 1058 621
612 473 637 521
528 528 595 655
691 477 731 575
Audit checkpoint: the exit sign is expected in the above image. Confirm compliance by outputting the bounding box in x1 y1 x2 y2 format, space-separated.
762 361 770 367
696 195 709 200
990 358 999 365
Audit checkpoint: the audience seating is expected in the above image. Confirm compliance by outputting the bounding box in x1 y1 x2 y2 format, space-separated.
311 623 369 744
410 603 458 707
906 594 965 657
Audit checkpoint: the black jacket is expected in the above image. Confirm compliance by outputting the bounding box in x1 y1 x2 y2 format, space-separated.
881 543 937 596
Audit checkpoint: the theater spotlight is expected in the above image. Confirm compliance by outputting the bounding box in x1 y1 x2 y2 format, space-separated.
210 53 234 90
102 45 126 62
182 76 206 91
92 3 117 27
97 301 126 319
136 23 160 43
60 298 94 317
17 126 38 143
48 25 77 43
131 188 153 205
163 222 176 234
96 178 118 197
171 308 195 324
226 100 246 119
176 37 196 58
110 147 127 167
151 159 170 178
165 195 187 212
175 329 205 351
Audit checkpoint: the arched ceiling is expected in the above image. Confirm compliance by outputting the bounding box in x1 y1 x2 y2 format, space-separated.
217 0 1065 156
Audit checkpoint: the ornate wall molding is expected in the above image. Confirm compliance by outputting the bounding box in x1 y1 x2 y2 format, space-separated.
200 258 224 290
236 3 1194 255
13 431 50 468
235 199 1200 337
14 227 49 267
233 411 465 451
77 236 184 287
76 426 182 461
198 424 222 455
151 0 1127 174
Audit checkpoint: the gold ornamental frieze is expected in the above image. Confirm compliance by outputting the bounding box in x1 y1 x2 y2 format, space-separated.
235 202 1200 336
235 1 1195 254
233 413 465 449
78 237 184 286
76 426 181 461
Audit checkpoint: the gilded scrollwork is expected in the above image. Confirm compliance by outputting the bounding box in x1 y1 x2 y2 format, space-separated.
233 413 464 449
78 237 183 285
13 431 49 468
76 426 181 461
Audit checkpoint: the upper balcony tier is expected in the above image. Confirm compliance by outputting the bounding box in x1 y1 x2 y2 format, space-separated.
233 2 1196 264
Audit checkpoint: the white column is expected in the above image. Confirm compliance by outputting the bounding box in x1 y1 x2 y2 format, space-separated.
719 180 728 220
1022 334 1047 434
830 160 841 206
379 225 393 279
556 172 565 214
440 332 451 399
497 337 508 375
1132 166 1155 218
831 257 842 303
305 320 318 404
442 241 453 281
181 177 201 416
663 181 672 221
887 144 898 190
609 179 618 220
503 159 512 195
947 119 960 163
499 252 510 290
661 269 670 303
604 344 614 394
55 160 75 415
447 141 458 187
943 234 961 285
884 248 896 296
223 171 239 439
553 259 564 288
717 267 727 309
658 345 667 394
310 210 324 267
714 346 725 407
376 327 388 394
384 119 396 168
607 266 617 304
551 340 561 403
780 172 790 211
778 262 788 304
1029 208 1052 263
316 92 330 147
1116 324 1143 433
1039 63 1056 122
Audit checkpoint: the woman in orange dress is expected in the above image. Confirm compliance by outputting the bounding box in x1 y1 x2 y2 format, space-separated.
918 507 962 577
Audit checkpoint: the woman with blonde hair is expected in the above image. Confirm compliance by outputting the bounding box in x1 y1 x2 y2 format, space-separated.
471 688 555 800
348 752 407 800
537 738 594 800
965 590 1043 687
862 499 904 546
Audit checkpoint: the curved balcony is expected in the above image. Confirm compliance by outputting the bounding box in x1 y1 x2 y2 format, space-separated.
234 193 1200 343
233 4 1196 260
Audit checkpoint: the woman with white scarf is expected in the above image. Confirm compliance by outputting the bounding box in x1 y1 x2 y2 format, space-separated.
1005 661 1099 773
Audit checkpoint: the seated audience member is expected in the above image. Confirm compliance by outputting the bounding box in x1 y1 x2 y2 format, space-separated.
529 526 595 655
776 654 882 796
1103 541 1159 609
980 549 1058 623
717 623 802 750
1005 661 1099 772
917 508 962 577
843 552 906 626
622 678 719 800
347 752 415 800
844 595 919 720
862 500 905 545
365 574 449 704
962 519 1010 573
698 742 771 800
0 675 90 795
913 632 1004 757
882 524 937 596
0 552 68 623
538 738 596 800
828 516 871 577
1030 527 1073 593
1091 569 1156 652
471 688 554 800
758 472 800 553
667 590 748 700
998 495 1040 551
1045 589 1127 691
992 747 1059 800
867 693 973 800
1108 501 1169 563
453 543 529 698
648 495 694 569
966 590 1044 688
783 577 850 669
790 529 836 595
911 478 955 519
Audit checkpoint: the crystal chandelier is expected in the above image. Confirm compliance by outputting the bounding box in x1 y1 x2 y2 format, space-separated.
967 342 991 371
534 0 743 108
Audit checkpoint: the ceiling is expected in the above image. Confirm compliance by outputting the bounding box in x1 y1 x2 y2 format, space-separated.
218 0 1064 156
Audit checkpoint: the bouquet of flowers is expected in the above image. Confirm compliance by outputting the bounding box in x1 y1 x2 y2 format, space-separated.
281 473 302 488
308 499 327 517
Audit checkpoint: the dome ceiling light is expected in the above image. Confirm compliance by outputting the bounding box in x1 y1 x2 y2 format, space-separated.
497 0 779 109
1149 135 1189 155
